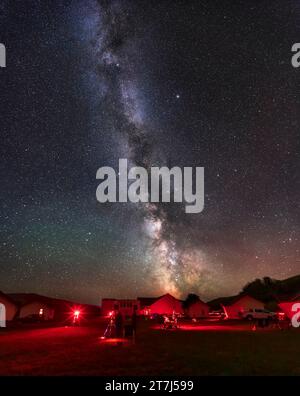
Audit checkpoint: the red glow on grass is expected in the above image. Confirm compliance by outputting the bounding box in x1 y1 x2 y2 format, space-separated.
99 337 129 345
152 323 251 332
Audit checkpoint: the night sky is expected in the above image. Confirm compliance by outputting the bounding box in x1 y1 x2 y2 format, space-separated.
1 1 299 304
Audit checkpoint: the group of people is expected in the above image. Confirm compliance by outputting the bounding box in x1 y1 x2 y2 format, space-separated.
104 310 137 339
252 315 290 330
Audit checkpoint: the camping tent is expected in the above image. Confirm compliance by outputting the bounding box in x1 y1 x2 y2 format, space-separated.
186 299 209 318
222 294 265 319
0 291 18 321
138 293 183 315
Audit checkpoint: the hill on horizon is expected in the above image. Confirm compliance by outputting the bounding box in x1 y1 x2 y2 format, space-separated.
208 274 300 310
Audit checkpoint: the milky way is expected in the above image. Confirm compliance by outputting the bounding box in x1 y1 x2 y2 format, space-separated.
0 1 299 303
85 0 224 297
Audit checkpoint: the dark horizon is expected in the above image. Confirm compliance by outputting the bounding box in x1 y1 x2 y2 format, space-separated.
1 272 299 306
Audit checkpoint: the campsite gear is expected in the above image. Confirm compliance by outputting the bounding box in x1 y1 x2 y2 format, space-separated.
102 313 116 338
72 310 81 326
163 314 178 330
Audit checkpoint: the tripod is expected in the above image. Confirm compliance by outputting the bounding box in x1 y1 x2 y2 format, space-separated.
102 315 116 338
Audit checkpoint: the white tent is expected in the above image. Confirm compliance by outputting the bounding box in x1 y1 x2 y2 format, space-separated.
0 292 18 321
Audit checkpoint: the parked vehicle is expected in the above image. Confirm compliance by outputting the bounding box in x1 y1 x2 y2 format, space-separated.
241 308 276 321
209 310 226 320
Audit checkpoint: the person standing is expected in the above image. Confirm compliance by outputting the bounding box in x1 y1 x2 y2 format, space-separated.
115 311 123 337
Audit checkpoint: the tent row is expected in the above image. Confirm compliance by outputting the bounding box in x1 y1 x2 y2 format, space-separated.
101 292 271 319
0 292 55 321
0 291 99 323
2 290 298 323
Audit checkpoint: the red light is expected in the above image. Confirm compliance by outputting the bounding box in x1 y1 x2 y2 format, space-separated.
277 312 285 320
70 307 83 324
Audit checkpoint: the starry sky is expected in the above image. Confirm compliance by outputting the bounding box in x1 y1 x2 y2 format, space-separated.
0 1 299 304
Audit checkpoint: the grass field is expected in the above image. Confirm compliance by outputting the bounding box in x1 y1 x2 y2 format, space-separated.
0 318 299 376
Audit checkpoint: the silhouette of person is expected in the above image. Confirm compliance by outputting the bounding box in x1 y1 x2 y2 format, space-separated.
132 311 137 333
115 311 123 337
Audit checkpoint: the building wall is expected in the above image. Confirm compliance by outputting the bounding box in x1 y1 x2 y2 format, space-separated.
149 294 183 315
0 295 17 321
101 299 139 317
114 300 140 317
223 296 265 319
187 301 209 318
19 302 54 320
